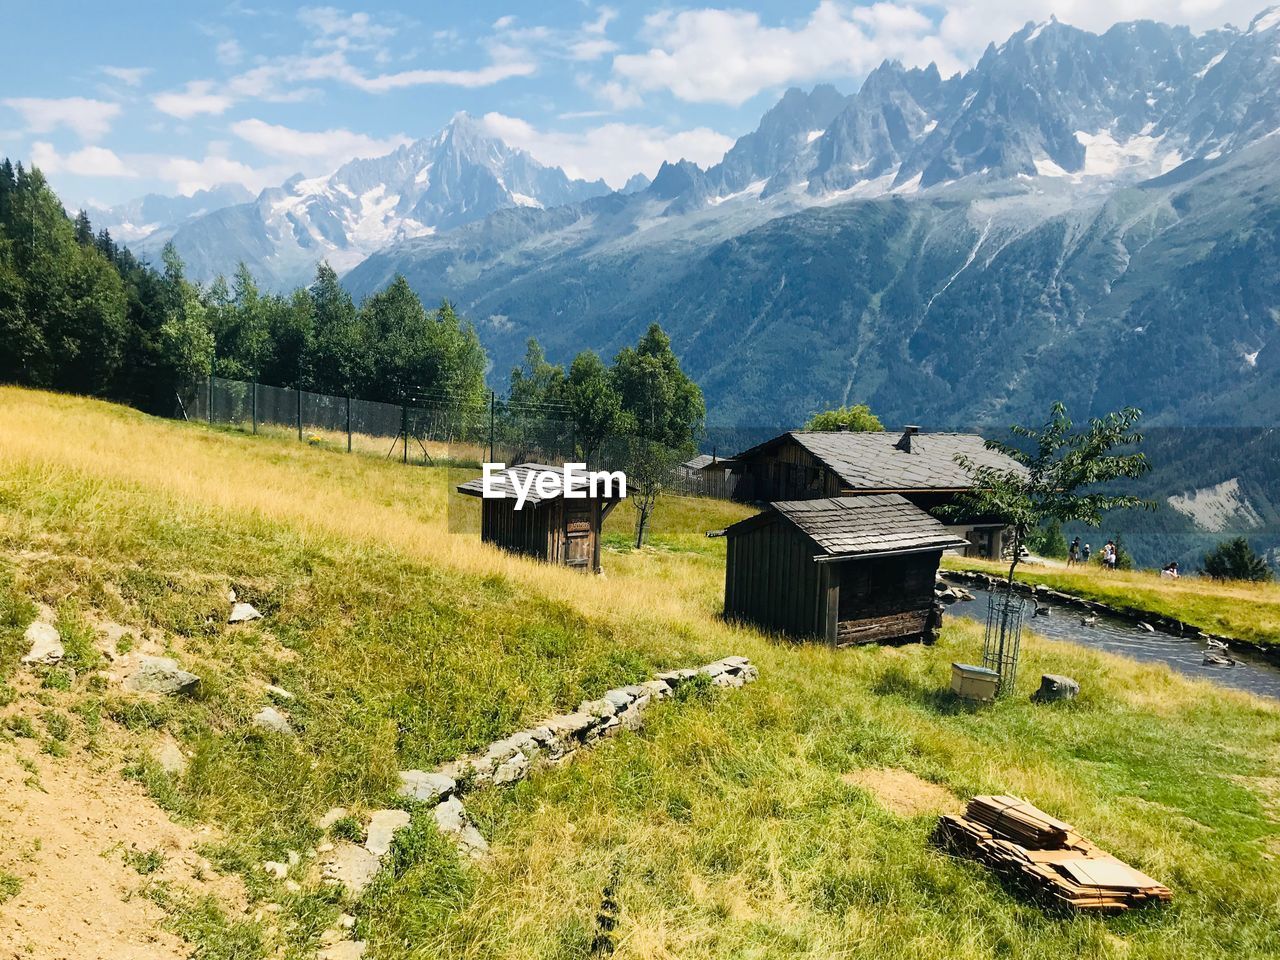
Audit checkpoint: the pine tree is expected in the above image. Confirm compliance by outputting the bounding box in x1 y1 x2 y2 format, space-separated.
307 261 365 396
1203 537 1272 581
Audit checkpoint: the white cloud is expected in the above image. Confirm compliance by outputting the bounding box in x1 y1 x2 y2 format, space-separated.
611 2 957 107
299 6 397 50
30 140 278 195
231 118 410 164
350 59 537 92
216 39 244 66
152 81 234 119
479 112 734 187
31 142 134 178
606 0 1267 108
101 66 151 87
3 97 122 141
568 38 618 61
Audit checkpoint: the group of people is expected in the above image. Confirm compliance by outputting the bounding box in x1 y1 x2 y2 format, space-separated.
1067 536 1120 570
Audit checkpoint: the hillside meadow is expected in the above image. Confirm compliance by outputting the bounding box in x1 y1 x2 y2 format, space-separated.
2 387 1279 960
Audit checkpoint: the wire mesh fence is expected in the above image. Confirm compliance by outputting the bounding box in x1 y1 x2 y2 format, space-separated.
983 585 1025 695
186 375 580 467
184 375 748 504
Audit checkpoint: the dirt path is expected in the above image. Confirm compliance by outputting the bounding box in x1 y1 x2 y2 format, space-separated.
0 740 242 960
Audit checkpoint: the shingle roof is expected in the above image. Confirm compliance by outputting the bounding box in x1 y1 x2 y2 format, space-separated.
737 431 1024 491
753 494 970 557
456 463 610 504
682 454 716 471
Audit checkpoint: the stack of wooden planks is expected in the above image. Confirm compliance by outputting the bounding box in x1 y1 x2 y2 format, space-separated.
934 795 1172 912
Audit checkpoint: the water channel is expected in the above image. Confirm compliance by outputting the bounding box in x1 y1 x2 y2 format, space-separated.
942 579 1280 700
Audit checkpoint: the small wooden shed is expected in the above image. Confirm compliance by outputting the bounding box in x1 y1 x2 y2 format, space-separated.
456 463 622 573
723 494 968 646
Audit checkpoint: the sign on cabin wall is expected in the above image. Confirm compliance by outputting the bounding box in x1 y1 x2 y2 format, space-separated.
567 519 591 537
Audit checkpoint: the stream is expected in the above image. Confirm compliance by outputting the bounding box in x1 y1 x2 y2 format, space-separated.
942 579 1280 700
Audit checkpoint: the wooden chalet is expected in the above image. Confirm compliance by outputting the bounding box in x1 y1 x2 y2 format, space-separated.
456 464 621 573
723 494 969 646
727 426 1022 558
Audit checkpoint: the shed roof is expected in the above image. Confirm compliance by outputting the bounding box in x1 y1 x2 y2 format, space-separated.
733 430 1024 491
456 463 619 505
681 454 716 471
727 494 970 558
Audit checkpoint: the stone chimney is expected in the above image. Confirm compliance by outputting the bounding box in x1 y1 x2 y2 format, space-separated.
894 425 921 453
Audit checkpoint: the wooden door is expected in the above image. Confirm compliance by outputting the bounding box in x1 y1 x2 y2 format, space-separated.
565 508 592 568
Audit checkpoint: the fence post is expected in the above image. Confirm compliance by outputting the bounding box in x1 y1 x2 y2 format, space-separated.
251 381 257 434
402 404 409 464
489 391 495 463
207 375 213 424
346 395 352 453
296 389 302 441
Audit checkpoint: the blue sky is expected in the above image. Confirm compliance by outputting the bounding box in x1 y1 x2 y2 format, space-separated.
1 1 1268 209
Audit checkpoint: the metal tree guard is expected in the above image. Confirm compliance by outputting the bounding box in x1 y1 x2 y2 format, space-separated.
984 583 1025 695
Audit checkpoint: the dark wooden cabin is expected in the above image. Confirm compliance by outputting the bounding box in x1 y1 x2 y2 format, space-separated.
723 494 968 646
727 427 1024 558
456 463 622 573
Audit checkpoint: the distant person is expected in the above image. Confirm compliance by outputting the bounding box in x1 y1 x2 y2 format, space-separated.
1102 541 1117 570
1161 561 1180 579
1068 537 1080 566
1082 543 1091 563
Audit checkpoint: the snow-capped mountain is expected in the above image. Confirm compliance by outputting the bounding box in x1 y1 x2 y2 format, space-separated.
345 7 1280 435
652 7 1280 209
89 183 254 244
138 113 610 287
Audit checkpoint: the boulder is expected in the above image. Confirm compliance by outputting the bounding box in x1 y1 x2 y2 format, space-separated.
252 706 294 735
153 736 188 775
123 656 200 695
432 797 489 858
364 809 411 857
1031 674 1080 703
320 842 381 895
397 770 455 804
603 688 634 710
20 621 64 665
229 602 262 624
319 942 367 960
493 752 531 785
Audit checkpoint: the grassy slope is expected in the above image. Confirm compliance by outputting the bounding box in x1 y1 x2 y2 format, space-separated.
942 557 1280 650
1 387 1279 960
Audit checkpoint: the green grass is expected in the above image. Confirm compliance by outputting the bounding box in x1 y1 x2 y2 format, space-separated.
943 556 1280 650
2 387 1280 959
0 871 21 904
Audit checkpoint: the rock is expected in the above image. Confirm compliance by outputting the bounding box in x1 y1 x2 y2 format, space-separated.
286 849 301 867
317 842 334 854
318 807 348 829
492 752 531 785
432 797 489 859
252 706 294 735
229 602 262 624
123 656 200 695
21 621 64 665
319 941 367 960
153 737 188 775
700 661 732 678
337 913 356 930
603 688 634 710
544 712 596 739
262 861 289 880
365 809 411 857
579 698 616 718
397 770 455 804
320 842 381 895
1031 674 1080 703
640 679 673 699
265 684 295 702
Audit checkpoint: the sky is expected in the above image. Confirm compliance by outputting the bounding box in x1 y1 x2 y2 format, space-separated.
1 0 1271 210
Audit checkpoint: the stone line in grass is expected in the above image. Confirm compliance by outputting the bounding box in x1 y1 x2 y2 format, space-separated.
314 656 758 959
